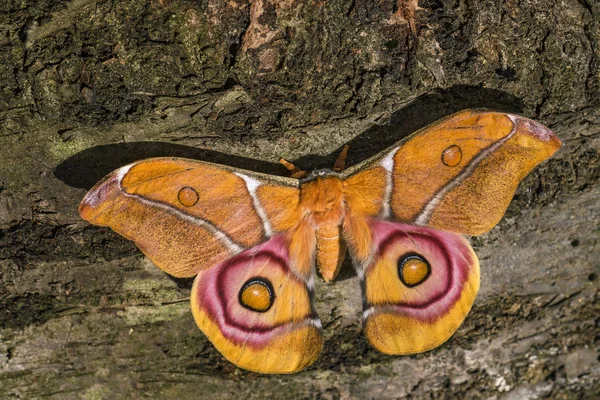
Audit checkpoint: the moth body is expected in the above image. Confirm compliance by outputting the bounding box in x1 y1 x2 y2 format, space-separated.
298 173 347 282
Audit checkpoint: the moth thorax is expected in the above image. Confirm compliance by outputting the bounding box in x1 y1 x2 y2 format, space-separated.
300 176 345 225
315 223 346 282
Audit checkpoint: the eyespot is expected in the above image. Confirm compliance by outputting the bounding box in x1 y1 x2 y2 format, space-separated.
441 145 462 167
398 253 431 288
178 186 199 207
239 278 275 313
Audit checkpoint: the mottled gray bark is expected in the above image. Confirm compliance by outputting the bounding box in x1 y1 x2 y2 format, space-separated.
1 0 598 398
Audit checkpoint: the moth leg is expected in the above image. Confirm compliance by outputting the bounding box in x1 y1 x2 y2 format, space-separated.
333 145 350 172
279 158 308 179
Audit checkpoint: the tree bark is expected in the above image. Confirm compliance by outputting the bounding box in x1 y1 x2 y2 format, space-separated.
1 0 599 398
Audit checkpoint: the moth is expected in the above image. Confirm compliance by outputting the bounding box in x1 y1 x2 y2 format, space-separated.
79 110 561 374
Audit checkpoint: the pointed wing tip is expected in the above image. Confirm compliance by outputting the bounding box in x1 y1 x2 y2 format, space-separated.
79 164 132 222
78 180 115 223
507 113 561 145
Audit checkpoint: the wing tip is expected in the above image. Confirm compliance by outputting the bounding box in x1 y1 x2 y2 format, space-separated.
79 164 132 222
465 110 562 152
507 113 562 150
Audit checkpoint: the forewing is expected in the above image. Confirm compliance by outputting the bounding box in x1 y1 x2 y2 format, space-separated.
343 110 561 235
79 157 300 277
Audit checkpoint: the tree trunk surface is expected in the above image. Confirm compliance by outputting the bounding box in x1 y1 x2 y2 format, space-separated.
1 0 599 398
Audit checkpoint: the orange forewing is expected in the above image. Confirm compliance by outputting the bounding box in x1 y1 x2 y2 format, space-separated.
344 110 562 237
80 158 299 277
424 116 561 233
120 159 264 246
390 112 515 222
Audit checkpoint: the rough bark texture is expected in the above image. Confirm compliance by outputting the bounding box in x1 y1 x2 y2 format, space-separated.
1 0 599 398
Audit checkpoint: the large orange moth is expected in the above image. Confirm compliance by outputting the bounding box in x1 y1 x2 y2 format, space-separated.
79 110 561 374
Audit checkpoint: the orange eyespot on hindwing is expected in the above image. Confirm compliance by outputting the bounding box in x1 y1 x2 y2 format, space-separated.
178 186 199 207
441 144 462 167
398 253 431 287
239 278 275 312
